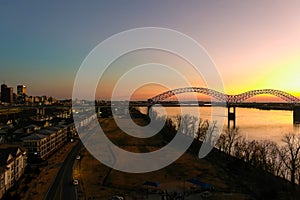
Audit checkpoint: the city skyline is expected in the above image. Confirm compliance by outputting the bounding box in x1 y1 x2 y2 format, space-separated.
1 1 300 99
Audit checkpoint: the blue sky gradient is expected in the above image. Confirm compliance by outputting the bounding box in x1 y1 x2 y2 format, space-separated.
1 0 300 99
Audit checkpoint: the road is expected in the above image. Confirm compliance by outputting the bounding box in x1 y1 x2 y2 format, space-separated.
44 120 100 200
44 142 82 200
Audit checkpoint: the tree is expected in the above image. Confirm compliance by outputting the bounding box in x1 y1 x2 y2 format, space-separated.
270 143 285 178
216 133 226 152
203 120 219 146
176 114 199 137
259 140 280 174
222 127 241 155
279 133 300 185
232 137 248 159
195 119 209 141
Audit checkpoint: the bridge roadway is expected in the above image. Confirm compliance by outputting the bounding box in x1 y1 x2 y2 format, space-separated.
155 102 295 110
0 102 296 112
0 105 71 116
99 101 296 110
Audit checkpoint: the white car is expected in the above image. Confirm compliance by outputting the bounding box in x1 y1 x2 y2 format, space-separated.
73 179 79 185
111 195 124 200
76 155 81 160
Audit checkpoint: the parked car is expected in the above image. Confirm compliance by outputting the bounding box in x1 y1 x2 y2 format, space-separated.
76 155 81 160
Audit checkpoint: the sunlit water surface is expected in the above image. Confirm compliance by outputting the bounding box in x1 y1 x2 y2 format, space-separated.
139 106 300 145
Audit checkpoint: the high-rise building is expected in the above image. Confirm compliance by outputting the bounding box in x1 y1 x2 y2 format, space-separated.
16 85 27 104
17 85 27 95
1 84 7 92
0 84 13 103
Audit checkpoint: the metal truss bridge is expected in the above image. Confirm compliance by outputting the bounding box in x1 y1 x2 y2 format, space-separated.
147 87 300 128
148 87 300 104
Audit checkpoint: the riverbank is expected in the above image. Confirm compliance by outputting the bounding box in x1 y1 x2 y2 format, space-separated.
79 117 300 199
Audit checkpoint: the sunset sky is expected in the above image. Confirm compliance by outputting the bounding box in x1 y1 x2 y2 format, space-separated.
1 1 300 100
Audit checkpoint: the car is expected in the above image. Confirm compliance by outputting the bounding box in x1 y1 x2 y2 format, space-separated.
110 195 124 200
76 155 81 160
200 191 211 198
72 179 79 186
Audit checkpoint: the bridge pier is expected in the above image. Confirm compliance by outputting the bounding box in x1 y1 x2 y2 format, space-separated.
227 106 236 129
293 106 300 124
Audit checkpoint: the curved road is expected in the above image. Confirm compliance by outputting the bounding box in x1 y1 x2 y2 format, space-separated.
44 142 82 200
44 120 100 200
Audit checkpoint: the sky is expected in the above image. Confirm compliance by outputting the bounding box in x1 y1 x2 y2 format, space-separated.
1 0 300 100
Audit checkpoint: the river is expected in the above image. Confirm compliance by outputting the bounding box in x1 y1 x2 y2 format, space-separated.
139 106 300 145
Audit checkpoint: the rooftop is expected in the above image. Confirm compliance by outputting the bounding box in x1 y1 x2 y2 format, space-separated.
21 133 47 141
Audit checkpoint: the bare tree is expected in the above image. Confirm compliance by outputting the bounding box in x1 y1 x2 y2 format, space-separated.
216 133 226 152
279 133 300 185
232 137 247 159
204 120 219 145
176 114 199 137
258 140 282 175
243 140 260 165
223 127 241 155
195 119 209 141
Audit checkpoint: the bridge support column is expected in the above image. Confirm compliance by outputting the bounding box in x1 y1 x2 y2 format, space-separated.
227 106 236 129
293 106 300 124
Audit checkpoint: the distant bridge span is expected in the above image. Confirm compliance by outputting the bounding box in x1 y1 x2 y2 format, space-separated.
149 87 300 104
147 87 300 128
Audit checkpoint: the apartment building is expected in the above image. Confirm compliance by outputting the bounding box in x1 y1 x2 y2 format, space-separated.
0 145 27 198
21 123 76 160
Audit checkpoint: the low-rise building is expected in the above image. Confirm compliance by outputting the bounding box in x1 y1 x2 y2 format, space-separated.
21 134 48 159
21 122 76 160
0 145 27 198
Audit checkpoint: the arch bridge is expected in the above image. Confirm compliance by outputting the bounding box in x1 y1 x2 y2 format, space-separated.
148 87 300 128
149 87 300 104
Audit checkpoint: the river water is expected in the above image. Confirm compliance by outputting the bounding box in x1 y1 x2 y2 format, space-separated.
140 106 300 145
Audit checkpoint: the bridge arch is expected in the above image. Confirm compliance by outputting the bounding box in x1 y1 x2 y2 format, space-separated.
234 89 300 104
149 87 300 104
149 87 227 103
